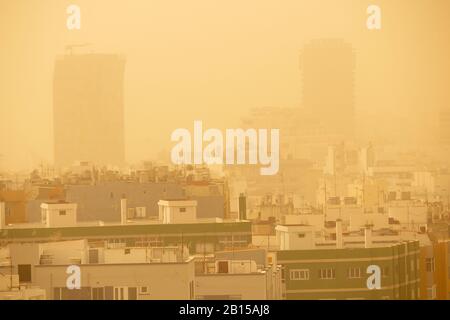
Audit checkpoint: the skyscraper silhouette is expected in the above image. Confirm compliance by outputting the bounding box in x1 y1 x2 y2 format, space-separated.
300 39 355 140
53 53 126 168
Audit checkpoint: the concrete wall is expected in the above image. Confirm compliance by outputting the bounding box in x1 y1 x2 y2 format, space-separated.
41 203 77 227
34 259 195 300
196 273 268 300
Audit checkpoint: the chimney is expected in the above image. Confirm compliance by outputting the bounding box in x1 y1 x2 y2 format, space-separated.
239 193 247 220
0 202 5 229
365 224 373 248
336 219 343 249
120 198 127 225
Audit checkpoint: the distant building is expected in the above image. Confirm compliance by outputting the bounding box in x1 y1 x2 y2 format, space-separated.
433 240 450 299
53 54 126 168
300 39 355 139
195 259 282 300
31 182 223 223
158 199 198 224
0 190 27 224
40 201 77 228
276 240 420 300
32 241 196 300
0 200 252 255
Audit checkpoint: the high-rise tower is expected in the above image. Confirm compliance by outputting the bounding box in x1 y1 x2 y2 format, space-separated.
300 39 355 139
53 54 126 168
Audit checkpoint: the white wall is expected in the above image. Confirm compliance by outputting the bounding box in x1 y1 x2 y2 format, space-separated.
34 259 196 300
39 240 88 265
284 214 324 228
196 273 268 300
388 205 427 231
158 200 197 224
41 202 77 227
275 225 316 250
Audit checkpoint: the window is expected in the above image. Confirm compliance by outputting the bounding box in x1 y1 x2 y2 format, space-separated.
128 287 137 300
124 248 131 255
217 261 229 274
18 264 32 282
89 249 99 264
347 267 361 279
189 281 195 300
290 269 309 280
59 210 66 216
114 287 127 300
92 287 104 300
427 285 436 300
297 233 305 238
426 258 435 272
55 287 92 300
140 286 149 294
179 207 186 213
319 268 336 280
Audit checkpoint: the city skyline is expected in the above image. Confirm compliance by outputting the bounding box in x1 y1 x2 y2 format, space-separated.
1 0 450 171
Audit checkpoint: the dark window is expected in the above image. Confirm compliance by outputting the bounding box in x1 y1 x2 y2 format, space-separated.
59 210 66 216
125 248 131 255
128 287 137 300
140 286 149 294
388 192 397 201
190 281 194 300
217 261 229 274
53 288 61 300
104 286 114 300
89 249 99 264
180 207 186 213
18 264 32 282
92 287 104 300
61 287 92 300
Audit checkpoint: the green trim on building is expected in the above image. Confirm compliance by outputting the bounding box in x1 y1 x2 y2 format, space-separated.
277 241 421 300
0 221 252 240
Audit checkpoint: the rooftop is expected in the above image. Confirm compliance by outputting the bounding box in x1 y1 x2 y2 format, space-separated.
0 221 252 241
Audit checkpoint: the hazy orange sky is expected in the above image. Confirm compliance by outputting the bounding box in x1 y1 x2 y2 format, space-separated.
1 0 449 170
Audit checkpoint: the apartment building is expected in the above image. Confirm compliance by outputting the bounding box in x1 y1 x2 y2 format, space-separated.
277 240 420 300
0 199 252 255
196 261 282 300
34 244 195 300
274 221 430 300
434 240 450 299
194 248 282 300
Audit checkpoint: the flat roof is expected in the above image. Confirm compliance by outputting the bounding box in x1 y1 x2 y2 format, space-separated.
0 221 252 240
